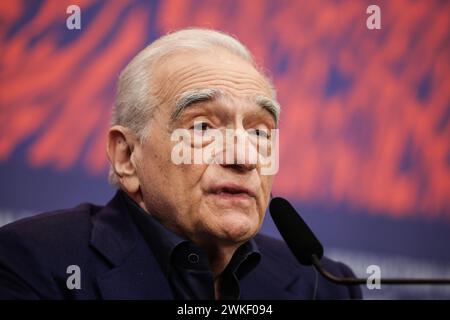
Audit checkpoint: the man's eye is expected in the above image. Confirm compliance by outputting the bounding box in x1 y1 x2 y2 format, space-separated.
248 128 269 138
191 122 211 131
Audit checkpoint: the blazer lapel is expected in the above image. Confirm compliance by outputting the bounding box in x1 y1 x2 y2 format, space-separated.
96 246 173 299
90 191 173 299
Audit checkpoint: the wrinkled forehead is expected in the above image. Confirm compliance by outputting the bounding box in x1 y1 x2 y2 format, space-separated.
152 49 276 111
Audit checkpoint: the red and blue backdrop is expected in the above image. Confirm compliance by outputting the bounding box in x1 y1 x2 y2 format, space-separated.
1 0 449 298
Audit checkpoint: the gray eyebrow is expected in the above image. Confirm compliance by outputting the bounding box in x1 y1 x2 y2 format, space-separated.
253 95 280 123
171 88 222 122
171 88 280 123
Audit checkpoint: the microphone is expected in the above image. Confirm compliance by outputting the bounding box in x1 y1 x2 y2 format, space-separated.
269 196 450 285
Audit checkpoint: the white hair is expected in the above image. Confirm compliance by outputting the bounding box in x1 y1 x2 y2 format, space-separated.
109 28 276 185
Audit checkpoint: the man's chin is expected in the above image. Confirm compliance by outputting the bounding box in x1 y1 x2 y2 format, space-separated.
199 202 261 243
213 214 258 243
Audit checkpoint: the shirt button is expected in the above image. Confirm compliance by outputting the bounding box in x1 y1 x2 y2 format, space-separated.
187 253 199 264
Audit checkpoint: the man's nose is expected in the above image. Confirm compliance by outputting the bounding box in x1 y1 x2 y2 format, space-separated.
221 162 257 173
219 129 258 172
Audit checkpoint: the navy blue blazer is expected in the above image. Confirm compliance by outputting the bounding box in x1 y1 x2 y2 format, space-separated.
0 191 362 299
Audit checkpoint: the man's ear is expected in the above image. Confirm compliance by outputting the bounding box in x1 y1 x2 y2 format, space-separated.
106 125 141 194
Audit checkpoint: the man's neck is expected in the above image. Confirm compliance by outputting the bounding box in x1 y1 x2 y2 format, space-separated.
205 244 238 277
204 244 238 300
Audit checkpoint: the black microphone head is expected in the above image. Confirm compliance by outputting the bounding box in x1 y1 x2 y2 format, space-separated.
269 197 324 266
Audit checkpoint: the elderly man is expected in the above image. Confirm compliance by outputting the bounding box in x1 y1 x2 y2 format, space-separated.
0 28 361 300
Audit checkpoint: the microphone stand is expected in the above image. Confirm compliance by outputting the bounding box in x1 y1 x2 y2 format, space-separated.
311 254 450 285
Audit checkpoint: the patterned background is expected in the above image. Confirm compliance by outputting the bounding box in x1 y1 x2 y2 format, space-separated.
1 0 449 298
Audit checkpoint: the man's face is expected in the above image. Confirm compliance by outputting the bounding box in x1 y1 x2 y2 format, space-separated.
135 49 277 247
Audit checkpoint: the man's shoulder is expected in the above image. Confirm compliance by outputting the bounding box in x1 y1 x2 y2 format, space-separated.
253 233 299 267
0 201 109 275
0 203 101 247
252 233 363 299
0 202 108 299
